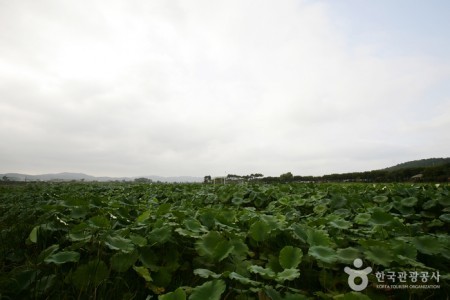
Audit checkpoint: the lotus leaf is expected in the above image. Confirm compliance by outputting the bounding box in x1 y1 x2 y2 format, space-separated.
231 196 244 205
336 247 360 264
248 265 276 278
189 279 226 300
229 238 249 257
105 235 134 252
140 247 159 270
334 208 350 216
175 228 202 238
228 272 260 286
133 265 152 282
68 231 91 242
159 287 186 300
88 215 110 228
136 210 151 223
29 226 39 243
130 233 148 247
110 250 139 272
215 210 236 226
195 231 234 261
329 219 352 230
306 229 332 247
427 219 444 228
198 210 216 228
438 196 450 206
279 196 291 205
354 213 370 225
279 246 303 269
70 206 89 219
390 239 417 260
421 211 436 218
364 246 393 266
262 287 282 300
330 195 347 208
193 268 222 279
266 254 283 273
373 195 388 203
293 198 307 206
401 197 418 207
313 204 328 215
422 199 437 209
249 220 271 242
283 293 310 300
37 244 60 263
153 268 173 287
291 224 308 243
184 218 207 232
63 198 87 207
308 246 337 264
148 226 172 244
394 204 415 215
276 268 300 282
156 203 172 216
412 236 442 255
369 209 394 225
44 251 80 264
439 214 450 223
72 259 109 288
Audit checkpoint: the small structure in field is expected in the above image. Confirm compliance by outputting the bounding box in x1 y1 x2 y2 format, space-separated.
411 174 423 181
212 176 227 185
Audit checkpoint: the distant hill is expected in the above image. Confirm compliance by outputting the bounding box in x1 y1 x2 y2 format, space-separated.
0 172 203 183
383 158 450 171
2 158 449 183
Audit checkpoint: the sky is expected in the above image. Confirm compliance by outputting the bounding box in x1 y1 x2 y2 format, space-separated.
1 0 449 178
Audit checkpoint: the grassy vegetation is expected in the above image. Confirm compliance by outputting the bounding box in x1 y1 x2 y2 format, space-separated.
0 182 449 299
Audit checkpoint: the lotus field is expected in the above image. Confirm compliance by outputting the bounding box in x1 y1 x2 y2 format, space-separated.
0 182 449 299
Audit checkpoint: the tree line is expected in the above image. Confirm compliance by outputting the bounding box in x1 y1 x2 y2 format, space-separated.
204 163 450 184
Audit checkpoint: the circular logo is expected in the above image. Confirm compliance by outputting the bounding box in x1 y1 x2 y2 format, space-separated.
344 258 373 291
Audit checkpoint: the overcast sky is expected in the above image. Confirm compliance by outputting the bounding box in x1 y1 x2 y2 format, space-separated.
1 0 449 177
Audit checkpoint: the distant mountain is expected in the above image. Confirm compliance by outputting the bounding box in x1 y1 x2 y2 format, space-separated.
383 158 450 171
2 158 449 183
0 172 203 183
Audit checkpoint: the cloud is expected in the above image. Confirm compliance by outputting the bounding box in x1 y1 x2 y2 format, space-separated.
0 0 449 176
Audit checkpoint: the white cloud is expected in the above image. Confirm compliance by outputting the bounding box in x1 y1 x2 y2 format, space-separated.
0 0 449 177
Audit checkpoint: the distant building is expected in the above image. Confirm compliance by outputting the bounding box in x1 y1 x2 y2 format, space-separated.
411 174 423 181
212 177 226 185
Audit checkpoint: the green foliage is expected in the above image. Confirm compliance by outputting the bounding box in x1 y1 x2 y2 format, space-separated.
28 225 39 243
110 251 139 272
133 265 152 282
195 231 234 261
249 220 271 241
44 251 80 264
279 246 303 269
105 235 134 252
189 280 226 300
308 246 337 264
72 259 109 289
159 287 186 300
0 182 448 299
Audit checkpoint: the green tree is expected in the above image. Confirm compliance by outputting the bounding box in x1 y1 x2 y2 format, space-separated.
280 172 293 182
134 177 152 183
204 175 212 183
